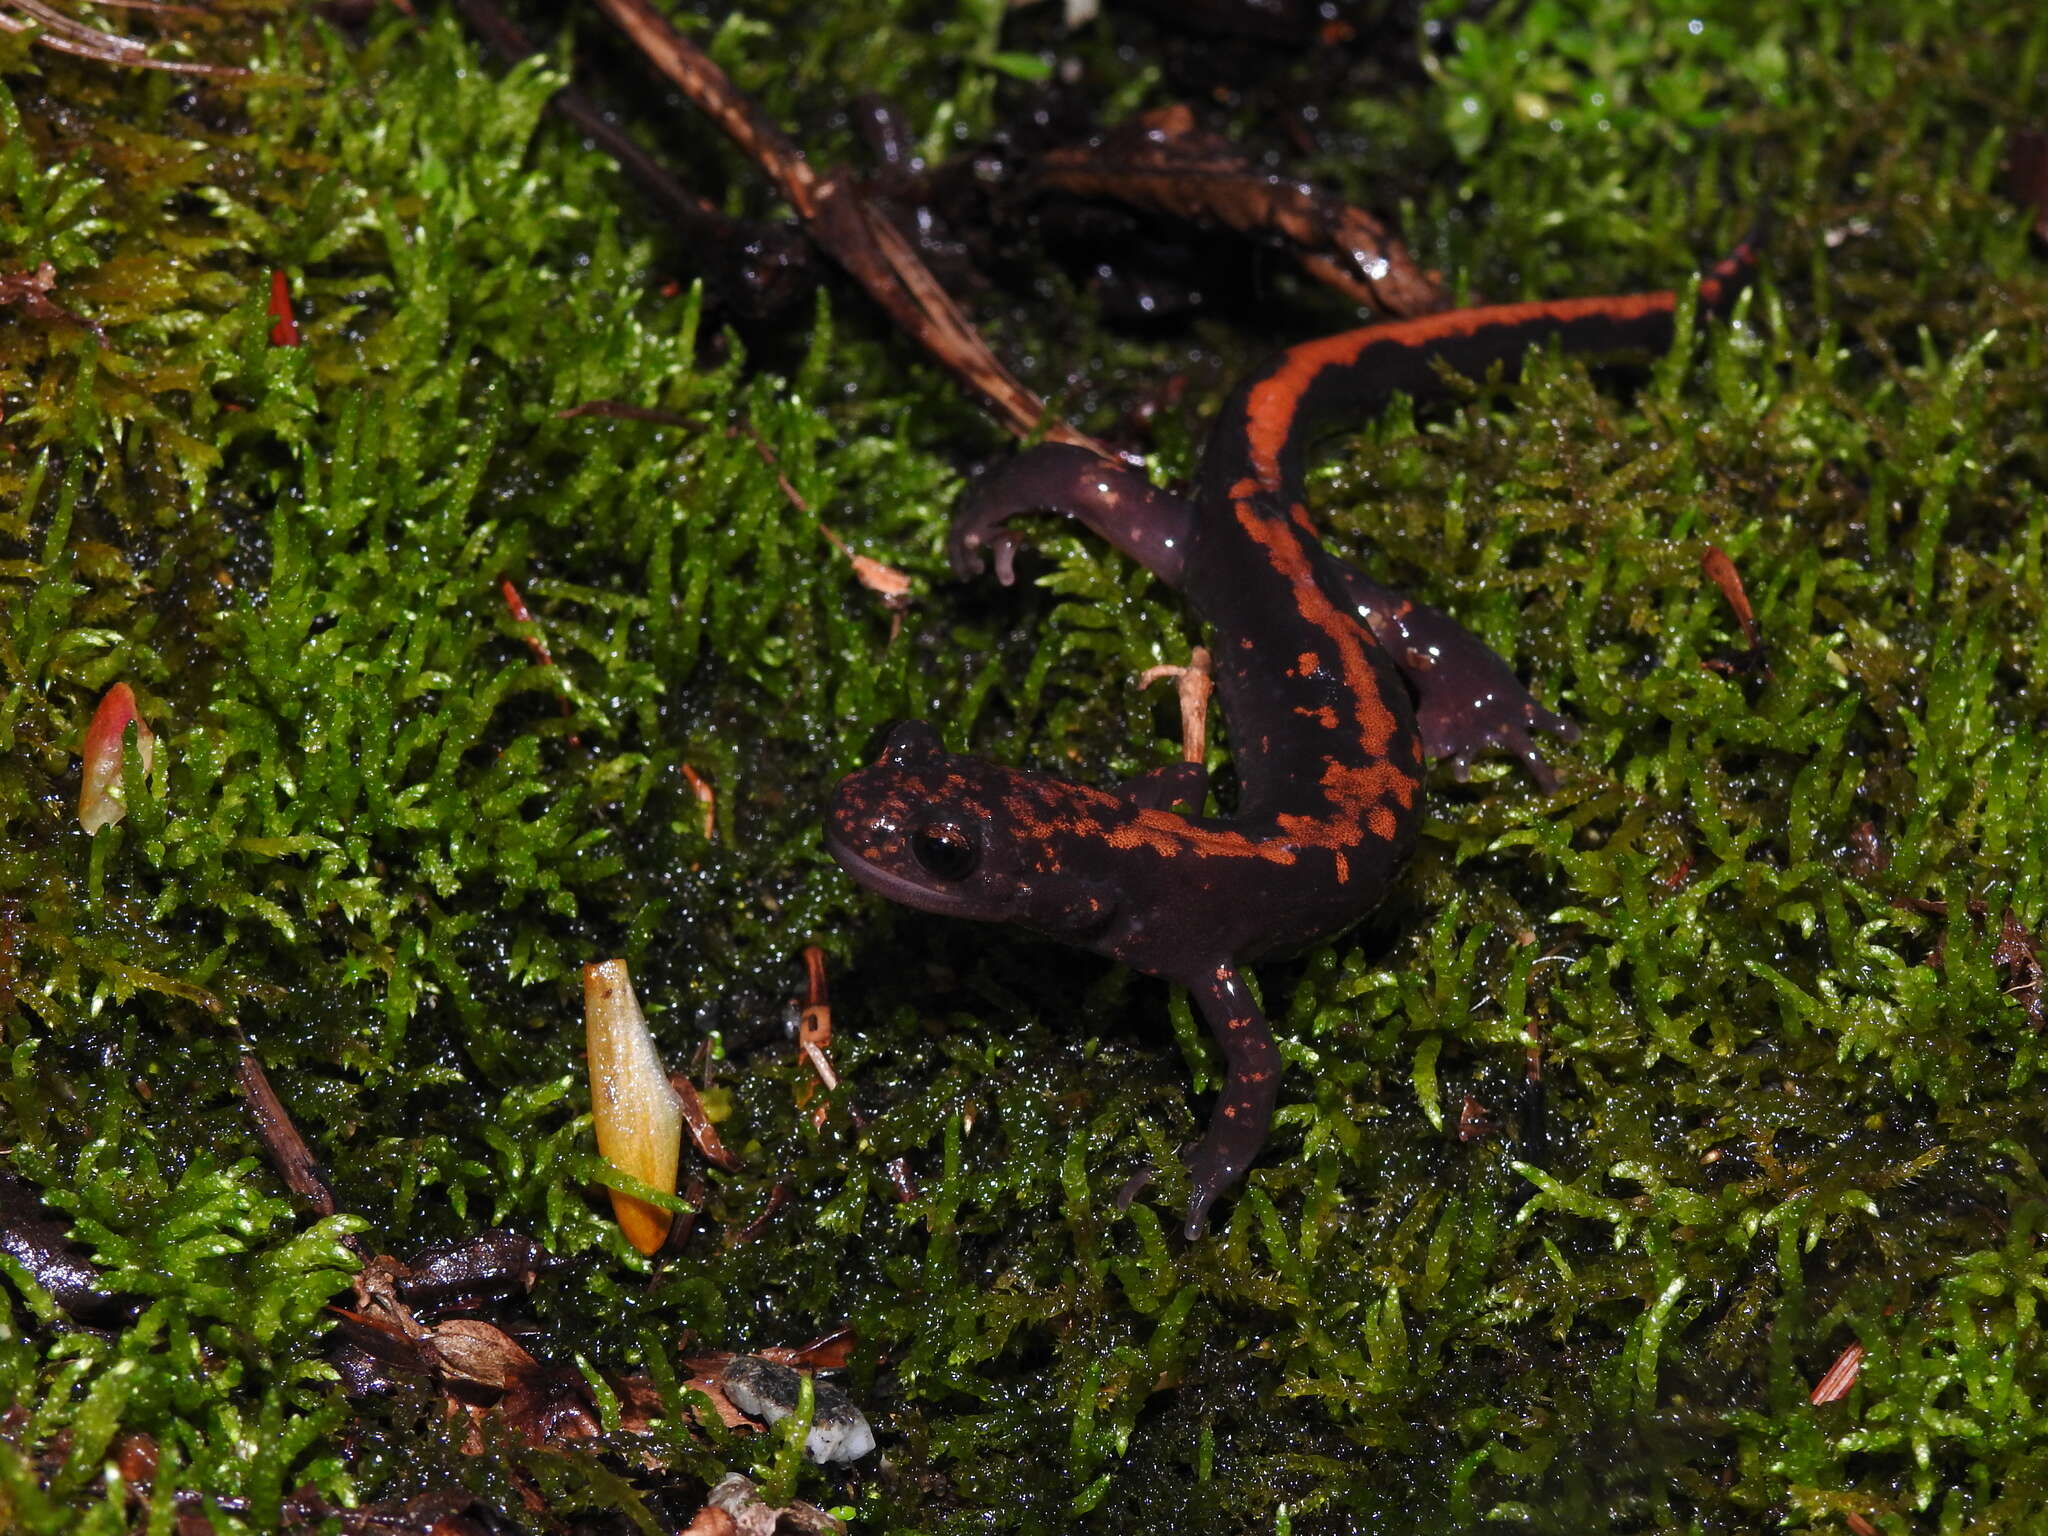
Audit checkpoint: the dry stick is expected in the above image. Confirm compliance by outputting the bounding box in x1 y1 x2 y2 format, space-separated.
590 0 817 210
0 0 245 73
454 0 702 214
588 0 1108 456
667 1073 742 1172
453 0 813 320
235 1050 339 1217
555 400 693 425
76 0 213 13
1138 646 1214 765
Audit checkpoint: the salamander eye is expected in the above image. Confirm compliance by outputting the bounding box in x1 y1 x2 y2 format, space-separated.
912 821 978 881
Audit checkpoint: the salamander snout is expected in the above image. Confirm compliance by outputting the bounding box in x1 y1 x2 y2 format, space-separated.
824 722 1020 921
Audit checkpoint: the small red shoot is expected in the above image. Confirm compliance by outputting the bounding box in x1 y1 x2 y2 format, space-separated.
679 762 716 842
79 682 155 833
267 269 300 347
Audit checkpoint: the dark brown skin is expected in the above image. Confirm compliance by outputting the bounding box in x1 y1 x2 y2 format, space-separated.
0 1166 137 1325
828 237 1761 1237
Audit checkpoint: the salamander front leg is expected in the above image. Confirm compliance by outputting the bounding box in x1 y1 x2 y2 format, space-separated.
950 443 1196 588
1334 567 1579 791
1181 962 1281 1239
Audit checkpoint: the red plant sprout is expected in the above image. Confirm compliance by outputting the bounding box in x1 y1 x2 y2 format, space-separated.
78 682 155 833
267 269 300 346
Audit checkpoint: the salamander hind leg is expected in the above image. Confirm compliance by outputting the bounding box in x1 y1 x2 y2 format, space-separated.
950 443 1196 588
1335 566 1579 792
1180 962 1282 1239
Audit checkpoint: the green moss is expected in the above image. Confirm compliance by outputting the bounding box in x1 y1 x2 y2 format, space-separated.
5 0 2048 1531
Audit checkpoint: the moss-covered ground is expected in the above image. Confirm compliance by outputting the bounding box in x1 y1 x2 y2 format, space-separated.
5 0 2048 1530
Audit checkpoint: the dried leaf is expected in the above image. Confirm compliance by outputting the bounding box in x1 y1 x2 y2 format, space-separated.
584 960 684 1254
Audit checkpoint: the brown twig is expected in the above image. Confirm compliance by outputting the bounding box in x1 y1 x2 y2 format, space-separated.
77 0 211 13
451 0 815 319
668 1072 742 1172
587 0 1107 455
0 0 246 74
556 399 694 425
1138 645 1214 765
235 1050 338 1217
735 420 810 512
727 1181 788 1246
1809 1341 1864 1405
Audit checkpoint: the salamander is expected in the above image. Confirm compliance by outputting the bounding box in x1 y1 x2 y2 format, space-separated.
826 238 1761 1237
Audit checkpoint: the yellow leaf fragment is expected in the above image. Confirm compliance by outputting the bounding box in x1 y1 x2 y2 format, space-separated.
583 959 683 1254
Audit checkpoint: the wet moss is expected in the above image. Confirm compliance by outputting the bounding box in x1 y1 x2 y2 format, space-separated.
5 0 2048 1531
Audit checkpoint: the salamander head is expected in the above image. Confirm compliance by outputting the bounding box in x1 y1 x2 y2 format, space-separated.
825 721 1117 940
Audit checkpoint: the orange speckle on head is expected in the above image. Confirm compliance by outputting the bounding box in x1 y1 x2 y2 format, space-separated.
1369 806 1398 841
1333 852 1349 883
1296 652 1321 677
